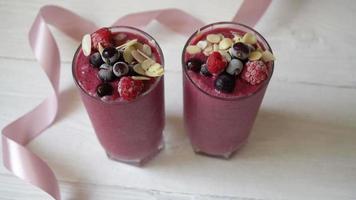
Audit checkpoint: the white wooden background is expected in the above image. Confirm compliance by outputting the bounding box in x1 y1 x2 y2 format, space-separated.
1 0 356 199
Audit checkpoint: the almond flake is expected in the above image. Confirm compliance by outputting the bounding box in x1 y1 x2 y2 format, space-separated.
136 49 151 60
186 45 201 54
242 32 257 45
232 34 242 43
249 51 262 61
133 63 146 75
123 45 135 63
81 34 92 56
116 39 138 50
262 50 275 62
131 50 146 63
131 76 151 80
141 59 156 70
219 50 232 62
203 45 213 56
219 38 233 50
142 44 152 57
213 44 219 51
206 34 221 43
197 40 208 49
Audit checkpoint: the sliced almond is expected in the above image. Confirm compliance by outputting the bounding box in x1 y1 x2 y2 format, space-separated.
233 34 242 43
131 50 146 63
98 43 105 57
206 34 221 43
141 59 156 70
262 50 275 62
219 50 232 62
142 44 152 57
116 39 138 50
197 40 208 49
249 51 262 61
213 44 219 51
203 45 213 56
242 32 257 45
81 34 92 56
186 45 201 54
131 76 151 80
136 49 151 60
123 45 135 63
133 63 146 75
219 38 233 50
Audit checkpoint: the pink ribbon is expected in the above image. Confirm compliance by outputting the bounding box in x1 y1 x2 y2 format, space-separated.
2 1 271 199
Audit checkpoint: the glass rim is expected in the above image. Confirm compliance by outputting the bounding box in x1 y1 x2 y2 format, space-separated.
181 21 274 101
72 26 164 105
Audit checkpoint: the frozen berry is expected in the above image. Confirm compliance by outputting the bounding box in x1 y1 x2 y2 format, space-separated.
186 58 203 72
91 28 112 50
89 52 104 68
229 42 250 60
200 64 212 77
102 47 119 65
96 83 113 97
241 60 268 85
113 62 129 77
226 59 244 75
118 77 144 101
214 73 236 93
98 64 115 82
206 51 227 75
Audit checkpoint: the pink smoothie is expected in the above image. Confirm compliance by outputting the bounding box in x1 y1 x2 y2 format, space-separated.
73 27 165 165
183 22 274 158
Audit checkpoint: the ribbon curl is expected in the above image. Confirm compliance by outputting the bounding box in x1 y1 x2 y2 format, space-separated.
2 1 271 199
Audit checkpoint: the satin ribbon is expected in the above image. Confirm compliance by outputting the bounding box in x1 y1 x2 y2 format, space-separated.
2 1 271 199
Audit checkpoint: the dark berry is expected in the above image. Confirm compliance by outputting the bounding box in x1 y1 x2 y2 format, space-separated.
230 42 250 60
102 47 119 65
186 58 203 72
113 62 129 77
214 73 236 93
98 64 115 82
200 64 212 77
89 52 104 68
96 83 113 97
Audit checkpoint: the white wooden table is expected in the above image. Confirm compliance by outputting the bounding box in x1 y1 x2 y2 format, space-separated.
1 0 356 199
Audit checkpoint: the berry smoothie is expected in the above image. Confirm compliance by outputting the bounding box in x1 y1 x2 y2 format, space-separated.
72 26 165 165
182 22 275 158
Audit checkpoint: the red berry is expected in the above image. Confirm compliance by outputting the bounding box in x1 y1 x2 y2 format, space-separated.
118 77 144 101
91 28 112 50
206 52 227 75
241 60 269 85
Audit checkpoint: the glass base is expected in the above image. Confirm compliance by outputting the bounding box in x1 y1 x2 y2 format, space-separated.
193 140 247 159
106 141 164 166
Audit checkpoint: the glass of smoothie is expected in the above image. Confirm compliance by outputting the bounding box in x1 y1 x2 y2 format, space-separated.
72 26 165 165
182 22 275 158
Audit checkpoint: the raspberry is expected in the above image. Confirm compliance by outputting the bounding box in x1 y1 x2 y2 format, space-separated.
91 28 112 50
206 51 227 75
118 77 144 101
241 60 269 85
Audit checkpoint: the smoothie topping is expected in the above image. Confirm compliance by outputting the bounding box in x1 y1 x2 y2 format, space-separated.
80 27 164 101
185 31 275 93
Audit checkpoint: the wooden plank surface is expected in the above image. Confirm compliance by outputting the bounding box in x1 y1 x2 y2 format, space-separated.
0 0 356 199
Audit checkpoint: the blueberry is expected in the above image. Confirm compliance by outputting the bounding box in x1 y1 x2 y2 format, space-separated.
200 64 212 77
214 73 236 93
89 52 104 68
96 83 113 97
186 58 203 72
102 47 119 64
226 59 244 75
229 42 250 60
98 64 115 82
113 62 129 77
